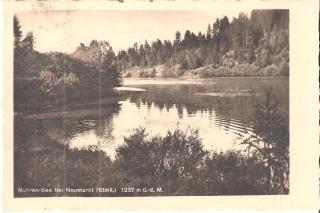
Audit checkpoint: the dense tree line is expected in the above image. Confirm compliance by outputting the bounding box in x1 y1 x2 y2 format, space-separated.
117 10 289 77
14 16 121 111
13 10 289 110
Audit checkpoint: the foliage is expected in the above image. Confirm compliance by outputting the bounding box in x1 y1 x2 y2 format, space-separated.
14 135 114 196
38 70 79 103
72 40 116 71
13 15 22 49
113 125 287 195
115 128 207 180
139 70 150 78
15 83 289 196
13 16 122 111
161 64 184 78
14 125 284 196
16 124 287 196
203 151 269 195
20 32 35 50
116 10 289 77
137 68 157 78
13 12 289 196
150 68 157 78
241 87 289 193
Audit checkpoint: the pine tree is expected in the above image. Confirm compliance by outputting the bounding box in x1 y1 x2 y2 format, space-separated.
206 24 212 40
21 32 35 50
14 15 22 49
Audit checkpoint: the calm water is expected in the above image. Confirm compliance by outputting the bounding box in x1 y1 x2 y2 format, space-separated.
16 78 289 159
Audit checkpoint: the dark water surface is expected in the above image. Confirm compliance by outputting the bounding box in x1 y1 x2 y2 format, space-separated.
15 78 289 159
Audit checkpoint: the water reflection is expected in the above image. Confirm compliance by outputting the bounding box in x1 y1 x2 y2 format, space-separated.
16 78 289 159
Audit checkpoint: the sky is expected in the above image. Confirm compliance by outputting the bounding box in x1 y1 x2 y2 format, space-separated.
16 9 252 54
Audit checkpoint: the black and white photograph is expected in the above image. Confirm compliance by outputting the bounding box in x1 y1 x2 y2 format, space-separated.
2 0 320 211
13 7 290 197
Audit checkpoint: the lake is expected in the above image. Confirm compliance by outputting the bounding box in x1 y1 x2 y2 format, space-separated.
15 77 289 159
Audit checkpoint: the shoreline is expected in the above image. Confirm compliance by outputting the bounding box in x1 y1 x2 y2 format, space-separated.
14 96 121 117
121 63 289 79
124 76 289 80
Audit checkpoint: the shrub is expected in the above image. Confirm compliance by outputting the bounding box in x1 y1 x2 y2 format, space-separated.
204 151 268 195
161 64 183 78
149 68 157 78
115 128 207 180
38 70 79 101
261 64 281 76
242 87 289 194
114 128 279 195
139 70 149 78
124 72 132 78
15 125 287 196
230 63 259 76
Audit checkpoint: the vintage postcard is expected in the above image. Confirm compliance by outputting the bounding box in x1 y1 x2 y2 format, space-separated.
2 0 319 211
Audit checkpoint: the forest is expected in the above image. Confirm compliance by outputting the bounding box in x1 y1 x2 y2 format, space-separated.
14 9 288 109
14 17 121 111
114 10 289 78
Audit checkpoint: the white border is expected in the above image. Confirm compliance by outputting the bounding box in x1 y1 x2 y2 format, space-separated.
2 0 319 211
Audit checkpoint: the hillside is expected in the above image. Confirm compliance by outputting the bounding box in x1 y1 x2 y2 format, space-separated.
117 9 289 78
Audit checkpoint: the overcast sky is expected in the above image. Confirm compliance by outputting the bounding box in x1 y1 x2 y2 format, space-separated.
16 9 252 54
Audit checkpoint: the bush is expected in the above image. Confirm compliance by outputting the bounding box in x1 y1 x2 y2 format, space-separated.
149 68 157 78
123 72 131 78
14 77 46 110
115 128 207 179
14 44 122 111
162 64 184 78
15 125 287 196
114 128 279 195
242 87 289 194
38 70 79 102
261 64 281 76
139 70 149 78
204 151 268 195
230 63 259 76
